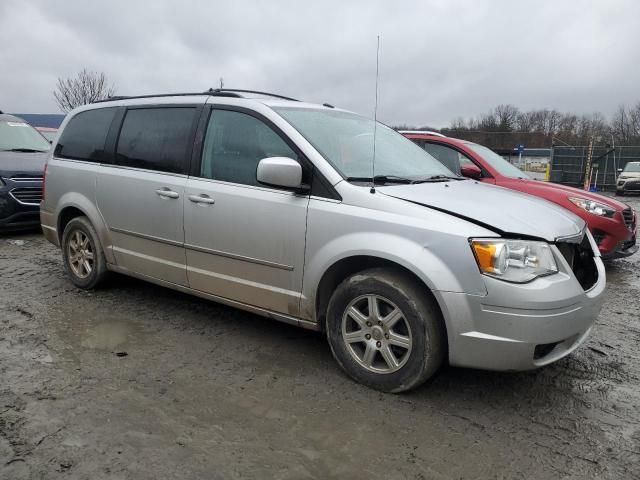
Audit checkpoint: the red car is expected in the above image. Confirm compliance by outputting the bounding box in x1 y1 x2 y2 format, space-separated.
402 131 637 259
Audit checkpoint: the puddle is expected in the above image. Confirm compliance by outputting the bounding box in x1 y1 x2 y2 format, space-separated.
48 303 141 353
81 321 134 350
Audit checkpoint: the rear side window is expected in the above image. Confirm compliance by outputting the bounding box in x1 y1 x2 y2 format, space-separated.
54 108 116 162
115 107 196 174
200 109 298 186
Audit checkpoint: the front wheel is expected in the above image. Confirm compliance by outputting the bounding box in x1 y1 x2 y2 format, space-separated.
326 268 445 392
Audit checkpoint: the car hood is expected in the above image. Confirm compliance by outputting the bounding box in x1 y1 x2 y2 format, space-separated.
619 171 640 179
506 178 630 211
0 150 48 177
378 180 585 242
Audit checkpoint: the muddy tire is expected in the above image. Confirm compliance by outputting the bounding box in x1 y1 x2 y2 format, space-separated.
326 268 445 393
61 216 109 289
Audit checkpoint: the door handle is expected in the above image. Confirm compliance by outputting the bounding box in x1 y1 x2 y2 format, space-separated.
155 188 180 199
188 194 215 205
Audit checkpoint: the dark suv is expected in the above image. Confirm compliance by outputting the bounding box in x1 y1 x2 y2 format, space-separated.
0 112 50 230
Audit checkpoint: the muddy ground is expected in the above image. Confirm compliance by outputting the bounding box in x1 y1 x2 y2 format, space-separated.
1 196 639 480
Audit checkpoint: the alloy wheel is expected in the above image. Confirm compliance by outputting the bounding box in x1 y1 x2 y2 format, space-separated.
341 294 413 374
67 230 94 279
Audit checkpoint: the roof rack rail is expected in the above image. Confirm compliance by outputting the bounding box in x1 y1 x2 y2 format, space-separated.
207 88 299 102
92 89 299 104
92 91 241 104
398 130 446 137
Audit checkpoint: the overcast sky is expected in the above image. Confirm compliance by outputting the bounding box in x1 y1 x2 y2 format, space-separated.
1 0 639 127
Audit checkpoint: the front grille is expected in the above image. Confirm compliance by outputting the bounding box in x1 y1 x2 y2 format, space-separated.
622 208 634 229
556 234 598 290
9 187 43 205
621 238 636 252
624 180 640 191
9 176 43 183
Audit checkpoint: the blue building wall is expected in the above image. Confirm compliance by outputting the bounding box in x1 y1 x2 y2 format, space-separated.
11 113 66 128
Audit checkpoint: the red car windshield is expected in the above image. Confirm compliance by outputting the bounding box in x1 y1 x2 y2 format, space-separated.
466 142 530 179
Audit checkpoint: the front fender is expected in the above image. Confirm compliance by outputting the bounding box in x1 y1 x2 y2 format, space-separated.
302 230 487 321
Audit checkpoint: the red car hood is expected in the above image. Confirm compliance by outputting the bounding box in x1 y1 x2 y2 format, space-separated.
502 179 629 210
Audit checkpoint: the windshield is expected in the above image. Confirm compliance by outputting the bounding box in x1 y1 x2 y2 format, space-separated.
274 107 454 181
466 142 529 179
623 162 640 173
0 120 50 152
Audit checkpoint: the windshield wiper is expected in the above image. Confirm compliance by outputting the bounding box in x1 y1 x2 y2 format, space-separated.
2 148 48 153
346 175 414 185
410 174 464 184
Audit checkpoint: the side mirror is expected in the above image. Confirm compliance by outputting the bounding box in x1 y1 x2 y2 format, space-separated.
460 163 482 180
257 157 307 191
617 168 623 173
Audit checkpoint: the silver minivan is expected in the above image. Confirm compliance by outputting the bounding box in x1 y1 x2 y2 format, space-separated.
41 90 605 392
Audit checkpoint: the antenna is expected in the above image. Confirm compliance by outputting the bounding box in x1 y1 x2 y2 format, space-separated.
371 35 381 194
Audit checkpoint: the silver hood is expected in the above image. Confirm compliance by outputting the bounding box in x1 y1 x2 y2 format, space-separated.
378 180 585 242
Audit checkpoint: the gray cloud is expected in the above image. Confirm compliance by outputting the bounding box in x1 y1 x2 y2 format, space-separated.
1 0 639 127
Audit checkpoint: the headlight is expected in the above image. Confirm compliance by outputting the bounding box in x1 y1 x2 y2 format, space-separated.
568 197 615 217
470 239 558 283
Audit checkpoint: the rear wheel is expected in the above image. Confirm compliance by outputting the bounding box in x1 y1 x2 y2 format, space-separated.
326 268 445 392
61 216 108 289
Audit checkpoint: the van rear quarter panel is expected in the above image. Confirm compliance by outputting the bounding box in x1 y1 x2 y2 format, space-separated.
43 158 116 264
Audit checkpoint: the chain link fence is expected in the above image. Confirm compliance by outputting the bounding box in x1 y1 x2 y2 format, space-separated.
550 145 640 191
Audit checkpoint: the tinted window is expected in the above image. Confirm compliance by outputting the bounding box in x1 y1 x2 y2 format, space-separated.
116 107 195 174
201 109 298 186
55 108 115 161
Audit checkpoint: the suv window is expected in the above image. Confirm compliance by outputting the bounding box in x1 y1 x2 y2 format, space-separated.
422 142 474 174
200 109 298 186
116 107 196 174
55 108 116 162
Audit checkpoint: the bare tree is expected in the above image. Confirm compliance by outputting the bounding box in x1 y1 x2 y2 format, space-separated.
53 69 116 112
494 104 519 131
449 117 468 130
447 102 640 144
515 111 535 132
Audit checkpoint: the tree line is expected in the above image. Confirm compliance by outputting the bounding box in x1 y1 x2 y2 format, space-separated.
53 69 640 147
446 103 640 146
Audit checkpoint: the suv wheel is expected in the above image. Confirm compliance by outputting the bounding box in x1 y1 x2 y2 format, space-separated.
61 216 108 289
326 268 445 392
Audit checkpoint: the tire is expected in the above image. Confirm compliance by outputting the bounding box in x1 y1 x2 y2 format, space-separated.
326 268 445 393
61 216 109 289
615 190 623 196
